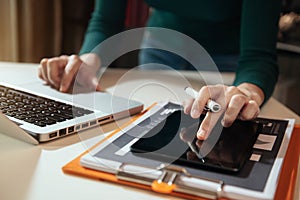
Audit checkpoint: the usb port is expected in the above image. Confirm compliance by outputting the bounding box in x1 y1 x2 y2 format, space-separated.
59 129 67 136
82 123 88 129
90 120 97 126
49 132 57 138
75 125 80 131
68 126 75 133
98 116 111 124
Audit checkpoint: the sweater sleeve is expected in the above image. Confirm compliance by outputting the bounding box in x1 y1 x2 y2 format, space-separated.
79 0 128 55
233 0 281 103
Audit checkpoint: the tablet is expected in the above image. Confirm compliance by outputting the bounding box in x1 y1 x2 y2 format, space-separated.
131 110 262 173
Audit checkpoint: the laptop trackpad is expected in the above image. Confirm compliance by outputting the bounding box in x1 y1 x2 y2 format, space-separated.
21 81 73 102
21 82 142 114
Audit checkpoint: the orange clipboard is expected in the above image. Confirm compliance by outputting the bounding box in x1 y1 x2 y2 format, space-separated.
274 124 300 200
62 102 300 200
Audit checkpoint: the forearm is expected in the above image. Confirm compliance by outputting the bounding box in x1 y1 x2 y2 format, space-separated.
236 0 281 103
79 0 127 55
233 60 278 104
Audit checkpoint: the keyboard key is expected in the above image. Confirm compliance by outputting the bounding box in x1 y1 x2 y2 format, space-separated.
0 84 94 127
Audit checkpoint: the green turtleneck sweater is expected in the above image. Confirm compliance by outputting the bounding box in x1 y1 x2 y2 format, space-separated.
80 0 281 101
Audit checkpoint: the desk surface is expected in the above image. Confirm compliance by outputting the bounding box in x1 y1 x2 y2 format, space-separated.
0 62 299 200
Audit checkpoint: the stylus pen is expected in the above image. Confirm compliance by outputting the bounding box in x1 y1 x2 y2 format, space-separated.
187 141 205 163
184 87 221 113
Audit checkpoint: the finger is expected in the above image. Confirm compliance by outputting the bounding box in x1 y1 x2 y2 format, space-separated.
195 139 203 148
222 94 247 127
92 77 101 91
223 86 241 106
75 67 100 91
179 121 199 142
95 84 102 92
183 98 194 115
60 55 69 59
191 85 228 118
47 57 68 89
186 151 198 160
38 58 49 83
191 86 211 118
197 111 222 140
59 55 82 92
202 84 227 100
179 128 188 142
204 84 227 105
239 100 260 120
77 53 102 91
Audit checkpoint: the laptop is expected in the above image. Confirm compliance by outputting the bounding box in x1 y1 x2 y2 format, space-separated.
0 81 143 144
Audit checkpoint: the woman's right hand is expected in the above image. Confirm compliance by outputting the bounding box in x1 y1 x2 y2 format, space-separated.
38 53 101 93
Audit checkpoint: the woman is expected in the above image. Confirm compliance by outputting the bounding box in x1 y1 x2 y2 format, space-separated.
38 0 281 140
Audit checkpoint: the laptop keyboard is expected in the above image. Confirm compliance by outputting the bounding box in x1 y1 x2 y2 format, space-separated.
0 85 93 127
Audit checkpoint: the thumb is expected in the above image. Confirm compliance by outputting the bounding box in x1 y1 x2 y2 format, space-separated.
91 77 101 91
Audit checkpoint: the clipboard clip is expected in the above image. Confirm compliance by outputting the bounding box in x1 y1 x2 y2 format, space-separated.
116 163 224 199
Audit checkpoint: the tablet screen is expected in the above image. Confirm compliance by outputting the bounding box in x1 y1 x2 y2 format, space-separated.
130 110 261 173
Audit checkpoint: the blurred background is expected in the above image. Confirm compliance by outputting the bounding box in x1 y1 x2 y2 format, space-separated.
0 0 94 62
0 0 148 63
0 0 299 115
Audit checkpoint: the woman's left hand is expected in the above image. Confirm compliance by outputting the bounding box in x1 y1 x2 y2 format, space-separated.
183 83 264 140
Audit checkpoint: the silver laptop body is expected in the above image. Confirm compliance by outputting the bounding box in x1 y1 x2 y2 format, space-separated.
0 82 143 144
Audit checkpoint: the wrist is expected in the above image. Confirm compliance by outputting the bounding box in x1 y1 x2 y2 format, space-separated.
80 53 101 68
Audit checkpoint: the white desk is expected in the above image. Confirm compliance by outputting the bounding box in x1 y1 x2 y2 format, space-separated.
0 62 299 200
